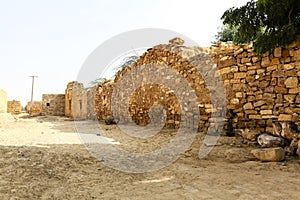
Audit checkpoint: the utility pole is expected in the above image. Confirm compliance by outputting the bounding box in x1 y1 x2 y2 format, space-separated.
29 76 38 116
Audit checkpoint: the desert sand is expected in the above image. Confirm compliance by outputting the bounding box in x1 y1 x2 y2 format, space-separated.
1 113 300 200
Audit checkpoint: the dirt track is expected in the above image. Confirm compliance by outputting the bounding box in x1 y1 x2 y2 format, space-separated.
1 113 300 200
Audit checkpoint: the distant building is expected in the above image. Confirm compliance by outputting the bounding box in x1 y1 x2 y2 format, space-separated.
42 94 65 116
65 81 87 119
25 101 42 115
7 100 21 114
0 88 7 113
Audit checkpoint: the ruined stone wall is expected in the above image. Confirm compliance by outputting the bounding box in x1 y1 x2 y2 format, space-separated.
42 94 65 116
65 81 87 119
95 81 114 120
87 86 97 120
94 38 300 133
212 40 300 133
25 101 42 114
0 89 7 113
7 100 21 114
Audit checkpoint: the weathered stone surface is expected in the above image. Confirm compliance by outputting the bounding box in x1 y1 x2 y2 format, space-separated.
237 128 261 141
278 114 292 121
297 140 300 156
257 133 288 148
42 94 65 116
251 147 285 162
284 77 298 88
243 102 254 110
7 100 21 114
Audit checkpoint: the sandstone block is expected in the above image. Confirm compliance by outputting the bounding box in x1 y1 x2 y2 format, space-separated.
251 147 285 162
284 77 298 88
243 102 254 110
278 114 292 121
274 47 282 57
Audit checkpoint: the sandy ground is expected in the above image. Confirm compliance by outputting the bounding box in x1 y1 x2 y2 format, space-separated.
1 113 300 200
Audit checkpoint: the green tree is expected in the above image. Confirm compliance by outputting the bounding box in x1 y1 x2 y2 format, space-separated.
221 0 300 53
213 24 237 43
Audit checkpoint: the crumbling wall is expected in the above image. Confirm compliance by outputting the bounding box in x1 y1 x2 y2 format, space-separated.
94 37 300 133
42 94 65 116
65 81 87 119
87 86 97 120
25 101 42 114
211 40 300 133
7 100 21 114
0 89 7 113
95 80 114 120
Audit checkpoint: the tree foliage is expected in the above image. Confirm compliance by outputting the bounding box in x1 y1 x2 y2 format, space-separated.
221 0 300 53
213 24 237 43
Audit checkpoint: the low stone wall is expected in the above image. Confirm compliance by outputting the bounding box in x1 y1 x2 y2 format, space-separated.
0 89 7 113
42 94 65 116
26 101 42 114
7 100 21 114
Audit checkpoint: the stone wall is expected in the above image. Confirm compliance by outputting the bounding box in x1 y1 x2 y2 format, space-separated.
87 86 97 120
42 94 65 116
95 80 114 120
0 89 7 113
211 40 300 133
65 81 87 119
7 100 21 114
94 37 300 133
25 101 42 114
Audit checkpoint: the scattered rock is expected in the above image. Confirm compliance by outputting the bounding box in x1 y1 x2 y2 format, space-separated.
284 138 299 156
272 122 281 137
104 116 118 125
297 140 300 156
281 122 299 140
251 147 285 162
257 134 288 148
236 129 261 141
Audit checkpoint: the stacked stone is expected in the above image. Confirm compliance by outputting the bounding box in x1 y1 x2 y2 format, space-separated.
94 80 114 120
42 94 65 116
7 100 22 114
211 39 300 133
94 37 300 133
97 38 219 131
25 101 42 114
87 86 97 120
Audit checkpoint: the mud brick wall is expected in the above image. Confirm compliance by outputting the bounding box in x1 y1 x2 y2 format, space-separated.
7 100 21 114
42 94 65 116
94 37 300 133
25 101 42 114
0 89 7 113
65 81 87 119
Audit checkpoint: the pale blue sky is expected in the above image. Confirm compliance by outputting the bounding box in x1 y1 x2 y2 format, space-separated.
0 0 248 105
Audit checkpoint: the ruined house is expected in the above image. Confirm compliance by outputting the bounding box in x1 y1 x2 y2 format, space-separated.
0 88 7 113
65 81 87 119
42 94 65 116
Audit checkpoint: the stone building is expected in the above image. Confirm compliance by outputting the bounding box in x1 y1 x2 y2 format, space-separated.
65 81 87 119
7 100 22 114
0 88 7 113
42 94 65 116
25 101 42 115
